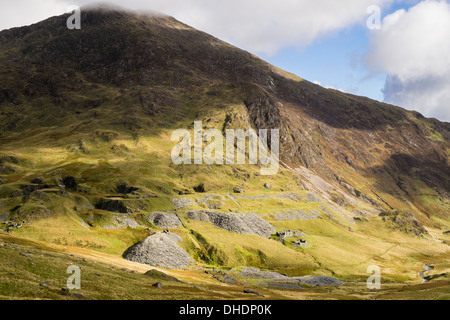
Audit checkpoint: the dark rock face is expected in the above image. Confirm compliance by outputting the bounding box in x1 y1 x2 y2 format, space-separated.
95 199 133 213
20 179 63 195
117 184 139 194
244 93 282 133
232 186 244 194
291 238 309 248
20 184 47 195
62 176 77 190
193 183 206 193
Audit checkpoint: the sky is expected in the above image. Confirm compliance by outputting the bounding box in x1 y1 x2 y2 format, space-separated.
1 0 449 122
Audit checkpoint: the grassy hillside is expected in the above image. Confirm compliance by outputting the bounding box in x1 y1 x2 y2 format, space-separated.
0 6 448 299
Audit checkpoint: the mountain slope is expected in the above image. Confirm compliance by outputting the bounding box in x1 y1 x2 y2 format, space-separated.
0 5 449 298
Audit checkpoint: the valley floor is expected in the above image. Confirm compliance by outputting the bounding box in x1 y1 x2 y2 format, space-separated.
1 233 448 300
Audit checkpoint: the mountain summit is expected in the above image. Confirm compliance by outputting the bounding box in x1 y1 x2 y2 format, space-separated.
0 5 449 299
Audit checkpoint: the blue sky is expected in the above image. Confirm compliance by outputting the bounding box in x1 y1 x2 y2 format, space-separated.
264 1 421 102
265 25 386 101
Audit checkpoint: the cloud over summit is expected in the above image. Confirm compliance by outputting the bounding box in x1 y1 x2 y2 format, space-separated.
1 0 392 55
1 0 449 121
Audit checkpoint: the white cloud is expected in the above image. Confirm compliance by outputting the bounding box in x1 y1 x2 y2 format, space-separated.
0 0 70 31
148 0 394 55
365 0 450 121
1 0 392 55
314 81 346 92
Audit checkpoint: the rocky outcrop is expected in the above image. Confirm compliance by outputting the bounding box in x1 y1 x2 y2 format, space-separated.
237 267 345 287
196 195 226 209
291 238 309 248
147 212 182 229
117 184 139 194
62 176 77 190
9 204 53 224
379 210 429 237
244 93 282 135
172 197 194 210
123 232 192 269
275 230 309 247
95 199 133 213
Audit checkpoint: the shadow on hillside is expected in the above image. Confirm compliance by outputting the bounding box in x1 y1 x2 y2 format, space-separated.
271 73 409 131
362 152 450 197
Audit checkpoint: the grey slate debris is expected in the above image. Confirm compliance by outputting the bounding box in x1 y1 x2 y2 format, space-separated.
186 210 275 238
123 232 192 269
237 267 345 287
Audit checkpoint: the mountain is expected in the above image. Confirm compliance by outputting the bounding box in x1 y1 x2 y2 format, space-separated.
0 5 449 299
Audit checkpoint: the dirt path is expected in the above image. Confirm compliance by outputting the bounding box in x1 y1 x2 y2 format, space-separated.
0 233 222 286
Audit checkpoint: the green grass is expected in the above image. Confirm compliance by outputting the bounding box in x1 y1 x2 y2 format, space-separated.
1 233 449 300
0 57 448 300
